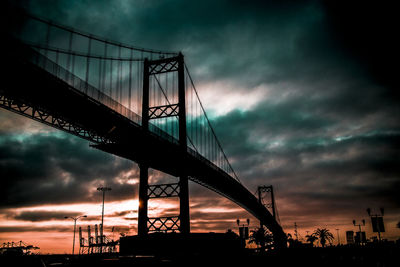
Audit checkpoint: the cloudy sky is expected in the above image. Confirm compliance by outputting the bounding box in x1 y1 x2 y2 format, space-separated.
1 0 400 253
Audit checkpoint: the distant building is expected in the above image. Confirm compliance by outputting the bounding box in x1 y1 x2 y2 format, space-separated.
355 232 366 244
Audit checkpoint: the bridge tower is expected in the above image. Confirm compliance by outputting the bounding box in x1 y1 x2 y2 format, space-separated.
138 53 190 235
257 185 278 226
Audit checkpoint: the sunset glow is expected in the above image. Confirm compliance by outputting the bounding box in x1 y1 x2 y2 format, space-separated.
2 0 400 256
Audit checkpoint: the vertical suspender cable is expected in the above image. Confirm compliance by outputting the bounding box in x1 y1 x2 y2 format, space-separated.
118 45 122 104
85 37 92 94
98 54 102 91
128 49 133 110
140 51 143 116
66 31 73 83
166 72 169 135
71 53 76 87
110 57 113 100
195 92 198 150
186 64 240 182
134 61 142 114
44 22 51 58
102 43 107 94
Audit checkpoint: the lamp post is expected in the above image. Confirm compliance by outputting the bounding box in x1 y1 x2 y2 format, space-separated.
65 215 87 255
237 218 250 248
97 186 111 253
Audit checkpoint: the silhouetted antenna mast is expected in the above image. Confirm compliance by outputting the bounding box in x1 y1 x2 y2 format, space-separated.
294 222 299 241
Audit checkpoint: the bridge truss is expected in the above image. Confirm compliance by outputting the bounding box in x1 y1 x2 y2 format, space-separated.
1 4 287 249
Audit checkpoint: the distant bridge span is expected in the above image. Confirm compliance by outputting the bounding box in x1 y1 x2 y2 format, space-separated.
1 6 286 249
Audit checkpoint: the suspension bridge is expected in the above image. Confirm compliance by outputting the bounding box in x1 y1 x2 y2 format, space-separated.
1 5 286 249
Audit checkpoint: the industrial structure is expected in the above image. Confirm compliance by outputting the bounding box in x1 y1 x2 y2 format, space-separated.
1 4 286 250
78 225 118 254
0 241 39 255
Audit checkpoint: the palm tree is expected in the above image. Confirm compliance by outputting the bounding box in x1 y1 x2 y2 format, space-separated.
313 228 334 247
249 227 273 251
306 234 318 247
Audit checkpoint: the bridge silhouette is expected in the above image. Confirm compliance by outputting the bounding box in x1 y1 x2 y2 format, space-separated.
1 6 286 249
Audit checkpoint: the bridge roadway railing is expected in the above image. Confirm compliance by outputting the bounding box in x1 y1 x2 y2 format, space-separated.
24 40 241 183
24 41 179 146
5 37 286 247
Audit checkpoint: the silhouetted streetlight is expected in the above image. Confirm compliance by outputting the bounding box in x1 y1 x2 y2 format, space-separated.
97 186 111 253
65 215 87 255
237 218 250 240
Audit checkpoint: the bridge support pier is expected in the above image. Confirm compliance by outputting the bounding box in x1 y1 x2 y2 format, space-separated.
177 53 190 234
138 164 149 236
179 175 190 234
138 53 190 235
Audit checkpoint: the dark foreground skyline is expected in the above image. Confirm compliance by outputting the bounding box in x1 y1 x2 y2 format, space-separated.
1 0 399 253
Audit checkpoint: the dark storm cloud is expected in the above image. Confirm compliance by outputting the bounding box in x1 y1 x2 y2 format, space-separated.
15 0 399 121
0 131 138 208
110 211 133 217
190 210 249 222
0 112 42 135
80 215 101 222
0 225 70 233
212 103 400 226
13 210 82 222
14 0 328 85
12 0 398 92
322 1 400 91
123 217 137 221
3 0 399 236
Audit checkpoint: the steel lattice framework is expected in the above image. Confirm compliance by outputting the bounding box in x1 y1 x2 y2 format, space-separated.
148 183 180 199
0 95 111 144
1 4 287 249
148 217 180 233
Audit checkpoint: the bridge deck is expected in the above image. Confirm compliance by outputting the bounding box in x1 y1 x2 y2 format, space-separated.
1 37 286 248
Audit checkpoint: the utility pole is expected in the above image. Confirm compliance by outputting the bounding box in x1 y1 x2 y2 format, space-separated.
97 186 111 253
65 215 87 255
